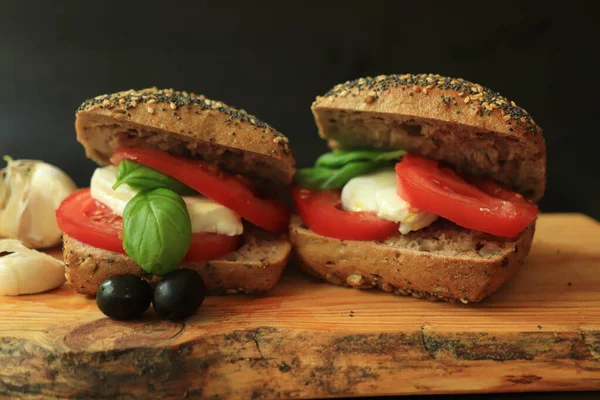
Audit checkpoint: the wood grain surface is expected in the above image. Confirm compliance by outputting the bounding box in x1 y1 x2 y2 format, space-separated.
0 213 599 399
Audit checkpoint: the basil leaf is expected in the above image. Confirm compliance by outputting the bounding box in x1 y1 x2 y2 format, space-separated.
122 188 191 276
296 148 407 190
295 161 377 190
294 167 334 190
315 149 406 168
315 150 384 168
113 160 196 195
320 161 378 189
373 149 407 162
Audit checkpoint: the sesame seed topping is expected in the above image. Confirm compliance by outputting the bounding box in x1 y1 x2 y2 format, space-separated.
77 87 291 154
316 73 540 135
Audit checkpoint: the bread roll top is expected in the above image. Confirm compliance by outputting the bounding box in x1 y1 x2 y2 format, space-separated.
76 88 295 193
312 73 546 202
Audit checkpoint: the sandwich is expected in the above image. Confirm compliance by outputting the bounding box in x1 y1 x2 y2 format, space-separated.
290 73 545 303
56 88 295 296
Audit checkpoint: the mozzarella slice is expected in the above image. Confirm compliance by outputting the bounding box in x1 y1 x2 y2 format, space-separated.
341 168 438 234
90 166 243 236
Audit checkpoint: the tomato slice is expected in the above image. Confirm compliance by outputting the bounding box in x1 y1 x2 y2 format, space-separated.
110 148 290 232
184 232 240 263
395 154 538 237
56 189 240 261
56 189 125 253
291 186 399 241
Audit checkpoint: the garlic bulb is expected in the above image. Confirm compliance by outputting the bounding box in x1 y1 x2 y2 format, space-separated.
0 157 77 249
0 239 66 295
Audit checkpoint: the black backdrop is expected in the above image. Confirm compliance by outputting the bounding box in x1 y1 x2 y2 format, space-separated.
1 0 598 219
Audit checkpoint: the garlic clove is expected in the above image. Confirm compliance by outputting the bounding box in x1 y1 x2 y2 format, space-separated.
0 259 19 296
0 158 77 249
0 239 66 296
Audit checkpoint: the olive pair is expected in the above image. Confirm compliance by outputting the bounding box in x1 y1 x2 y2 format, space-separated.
96 269 206 321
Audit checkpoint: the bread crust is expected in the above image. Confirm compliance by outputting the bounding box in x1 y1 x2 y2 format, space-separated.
289 215 535 303
76 88 295 191
312 73 546 202
64 227 291 297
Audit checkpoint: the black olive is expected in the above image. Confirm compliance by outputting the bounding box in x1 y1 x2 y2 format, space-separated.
96 275 153 320
152 269 206 321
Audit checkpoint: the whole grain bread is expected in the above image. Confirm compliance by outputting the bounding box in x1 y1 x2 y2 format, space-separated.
312 73 546 202
76 88 295 194
64 227 291 297
289 215 535 303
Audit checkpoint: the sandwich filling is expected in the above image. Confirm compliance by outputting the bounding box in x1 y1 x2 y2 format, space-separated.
340 168 438 234
293 149 537 241
56 147 291 277
90 165 243 236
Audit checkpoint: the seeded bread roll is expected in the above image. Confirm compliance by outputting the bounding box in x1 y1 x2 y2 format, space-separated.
290 215 535 303
64 228 291 296
295 73 546 302
76 88 295 193
312 73 546 202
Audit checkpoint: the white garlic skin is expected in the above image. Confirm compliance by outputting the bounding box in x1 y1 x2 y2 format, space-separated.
0 239 66 296
0 159 77 249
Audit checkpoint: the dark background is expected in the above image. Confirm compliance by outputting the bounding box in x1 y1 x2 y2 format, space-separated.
1 0 598 222
1 2 599 399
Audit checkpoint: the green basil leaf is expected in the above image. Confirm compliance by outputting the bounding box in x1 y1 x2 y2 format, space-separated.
315 149 406 168
372 149 407 162
320 160 378 189
294 167 335 190
113 160 196 195
122 188 191 276
315 150 384 168
295 161 379 190
296 148 407 190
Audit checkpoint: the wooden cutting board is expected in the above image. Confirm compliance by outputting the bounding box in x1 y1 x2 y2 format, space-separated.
0 213 599 399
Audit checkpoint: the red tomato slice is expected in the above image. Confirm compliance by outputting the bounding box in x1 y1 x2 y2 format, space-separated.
184 232 240 263
56 189 124 253
291 186 399 241
111 148 290 232
56 189 240 261
395 154 538 237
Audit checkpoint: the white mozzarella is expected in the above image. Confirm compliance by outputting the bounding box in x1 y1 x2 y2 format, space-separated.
341 168 438 234
90 166 243 236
